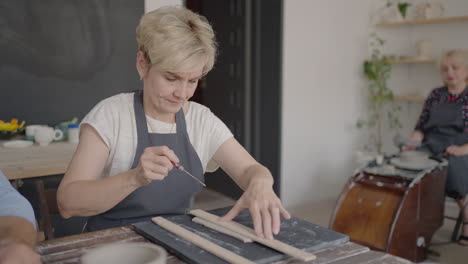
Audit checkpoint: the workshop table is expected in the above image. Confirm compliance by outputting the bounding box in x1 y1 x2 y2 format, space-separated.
37 225 413 264
0 141 76 180
0 141 77 239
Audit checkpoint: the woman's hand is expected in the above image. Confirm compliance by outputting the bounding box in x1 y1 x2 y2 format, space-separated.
212 138 290 239
220 177 291 240
402 130 424 151
445 145 468 156
402 145 417 151
134 146 179 186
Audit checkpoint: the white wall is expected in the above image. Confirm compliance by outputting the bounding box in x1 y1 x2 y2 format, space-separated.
281 0 373 207
145 0 182 12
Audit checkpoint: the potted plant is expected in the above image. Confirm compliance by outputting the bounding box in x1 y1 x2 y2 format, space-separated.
381 1 411 23
396 2 411 19
357 33 401 155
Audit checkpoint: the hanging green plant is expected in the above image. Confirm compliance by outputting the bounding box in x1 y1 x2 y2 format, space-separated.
357 33 402 154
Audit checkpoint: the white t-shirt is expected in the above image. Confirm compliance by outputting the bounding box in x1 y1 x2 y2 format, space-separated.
81 93 233 178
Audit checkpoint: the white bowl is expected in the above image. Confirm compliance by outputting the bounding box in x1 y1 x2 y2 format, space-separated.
81 242 167 264
399 150 430 163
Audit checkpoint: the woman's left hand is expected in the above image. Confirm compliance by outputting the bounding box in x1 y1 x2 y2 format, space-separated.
446 145 468 156
220 178 291 239
213 138 290 239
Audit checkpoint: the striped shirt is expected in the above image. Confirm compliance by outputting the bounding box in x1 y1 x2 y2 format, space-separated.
415 86 468 132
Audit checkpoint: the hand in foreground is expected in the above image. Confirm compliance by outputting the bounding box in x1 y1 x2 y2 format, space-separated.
0 242 41 264
401 131 423 151
445 145 468 156
402 144 418 151
220 179 291 240
134 146 179 186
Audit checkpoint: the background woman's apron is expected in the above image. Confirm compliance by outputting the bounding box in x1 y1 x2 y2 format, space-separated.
86 90 204 231
420 89 468 199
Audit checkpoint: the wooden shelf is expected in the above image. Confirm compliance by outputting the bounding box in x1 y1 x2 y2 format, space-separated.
388 58 436 64
395 95 425 103
377 15 468 27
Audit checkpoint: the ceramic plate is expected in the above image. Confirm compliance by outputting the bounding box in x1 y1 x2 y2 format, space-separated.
81 242 166 264
2 140 33 148
390 157 438 171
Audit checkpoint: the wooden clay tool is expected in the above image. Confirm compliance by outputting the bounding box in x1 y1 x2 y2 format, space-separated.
190 209 316 262
192 217 253 243
152 217 254 264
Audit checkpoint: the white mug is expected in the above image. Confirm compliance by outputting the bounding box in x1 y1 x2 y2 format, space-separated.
25 125 46 141
34 126 64 146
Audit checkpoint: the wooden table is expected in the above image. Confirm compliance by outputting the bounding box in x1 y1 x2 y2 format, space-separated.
0 141 76 180
0 140 77 240
37 226 413 264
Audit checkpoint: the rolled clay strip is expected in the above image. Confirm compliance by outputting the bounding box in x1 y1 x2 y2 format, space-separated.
152 217 254 264
189 209 316 262
192 217 253 243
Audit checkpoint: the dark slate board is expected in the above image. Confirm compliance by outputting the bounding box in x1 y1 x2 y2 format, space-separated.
132 207 348 264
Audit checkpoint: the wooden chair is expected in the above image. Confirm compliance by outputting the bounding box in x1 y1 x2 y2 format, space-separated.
35 179 59 240
450 213 463 242
440 197 465 242
427 202 464 257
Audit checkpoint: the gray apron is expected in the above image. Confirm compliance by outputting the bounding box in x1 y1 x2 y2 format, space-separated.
419 87 468 199
86 90 204 231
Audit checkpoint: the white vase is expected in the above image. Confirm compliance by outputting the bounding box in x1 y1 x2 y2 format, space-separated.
413 3 445 20
416 39 432 59
425 3 445 19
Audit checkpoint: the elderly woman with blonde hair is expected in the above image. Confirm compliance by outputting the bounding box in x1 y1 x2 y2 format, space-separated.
57 6 289 239
406 49 468 246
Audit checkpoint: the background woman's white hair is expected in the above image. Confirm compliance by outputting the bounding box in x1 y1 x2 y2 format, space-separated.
439 49 468 69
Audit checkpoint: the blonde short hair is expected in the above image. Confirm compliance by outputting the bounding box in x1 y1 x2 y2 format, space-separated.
439 49 468 69
136 6 217 75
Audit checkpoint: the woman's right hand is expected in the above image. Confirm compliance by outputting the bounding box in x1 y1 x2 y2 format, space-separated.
402 145 417 151
134 146 180 186
402 130 424 151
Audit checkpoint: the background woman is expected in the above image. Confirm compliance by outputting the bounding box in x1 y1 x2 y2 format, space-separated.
406 50 468 246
